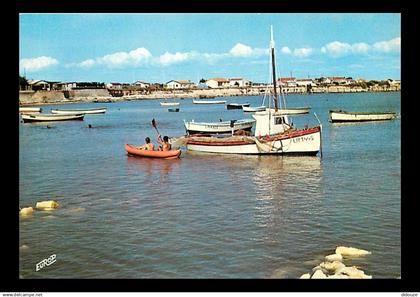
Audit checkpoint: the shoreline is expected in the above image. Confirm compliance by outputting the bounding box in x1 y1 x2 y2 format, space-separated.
19 87 401 106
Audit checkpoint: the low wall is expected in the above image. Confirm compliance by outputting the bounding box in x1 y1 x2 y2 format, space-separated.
19 90 66 105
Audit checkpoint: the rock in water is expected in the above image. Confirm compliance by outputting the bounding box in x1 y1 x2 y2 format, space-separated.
320 261 346 274
311 270 327 279
336 266 372 279
335 246 371 256
20 207 34 216
36 200 60 210
325 253 343 262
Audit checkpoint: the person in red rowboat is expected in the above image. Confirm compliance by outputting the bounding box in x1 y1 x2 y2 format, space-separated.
137 137 155 150
157 135 171 151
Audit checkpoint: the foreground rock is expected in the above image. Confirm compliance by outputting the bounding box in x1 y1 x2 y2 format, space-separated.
35 200 60 210
19 207 34 216
335 246 371 257
299 246 372 279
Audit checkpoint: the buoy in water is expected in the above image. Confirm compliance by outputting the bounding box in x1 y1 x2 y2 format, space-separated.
36 200 59 210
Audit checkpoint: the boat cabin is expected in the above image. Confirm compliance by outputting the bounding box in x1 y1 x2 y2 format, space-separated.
252 109 291 137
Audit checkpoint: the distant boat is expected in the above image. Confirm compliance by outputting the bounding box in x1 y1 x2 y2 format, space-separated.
21 113 85 123
19 107 42 114
329 110 397 122
226 103 250 110
160 102 180 107
242 106 266 113
168 108 180 112
184 119 255 134
275 107 310 115
50 107 107 114
192 99 226 104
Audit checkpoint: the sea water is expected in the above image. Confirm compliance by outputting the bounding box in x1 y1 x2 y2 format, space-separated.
19 92 401 278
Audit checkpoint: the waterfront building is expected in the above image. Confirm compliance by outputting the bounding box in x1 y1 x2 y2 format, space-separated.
228 77 252 87
165 80 195 89
205 78 230 88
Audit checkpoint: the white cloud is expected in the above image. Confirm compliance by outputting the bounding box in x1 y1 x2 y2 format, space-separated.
373 37 400 53
321 38 400 57
159 52 191 66
230 43 254 57
321 41 352 57
281 47 292 55
78 59 95 68
351 42 370 54
20 56 58 72
293 47 313 58
97 47 152 67
229 43 268 57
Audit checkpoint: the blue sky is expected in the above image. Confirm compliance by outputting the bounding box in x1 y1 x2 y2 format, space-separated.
19 13 401 83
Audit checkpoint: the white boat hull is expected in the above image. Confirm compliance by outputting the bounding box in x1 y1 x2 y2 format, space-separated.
329 110 397 122
50 108 107 114
242 106 266 112
186 127 321 155
22 113 85 122
184 119 255 134
19 107 42 113
193 99 226 104
160 102 180 106
275 107 310 115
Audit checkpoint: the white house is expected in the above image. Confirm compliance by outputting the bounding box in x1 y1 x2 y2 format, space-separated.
27 80 50 91
229 77 252 87
278 77 297 87
296 79 317 87
205 78 230 88
165 80 195 89
133 80 150 88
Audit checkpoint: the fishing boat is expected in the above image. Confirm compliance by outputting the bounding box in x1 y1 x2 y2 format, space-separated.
21 113 85 123
50 107 107 114
174 26 321 156
192 99 227 104
160 102 180 107
329 110 397 122
19 107 42 114
168 108 180 112
226 103 250 110
184 119 255 135
125 144 181 159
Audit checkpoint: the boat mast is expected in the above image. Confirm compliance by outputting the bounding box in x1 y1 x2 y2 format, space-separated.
270 25 279 112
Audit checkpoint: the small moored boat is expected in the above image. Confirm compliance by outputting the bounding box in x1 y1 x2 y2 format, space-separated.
21 113 85 123
19 107 42 114
50 107 107 114
226 103 250 110
160 102 180 107
274 107 310 115
329 110 397 122
242 106 266 113
125 144 181 159
184 119 255 134
192 99 226 104
168 108 180 112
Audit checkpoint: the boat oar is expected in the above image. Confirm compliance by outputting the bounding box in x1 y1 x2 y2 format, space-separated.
151 118 160 136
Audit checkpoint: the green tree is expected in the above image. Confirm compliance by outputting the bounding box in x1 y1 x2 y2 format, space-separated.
19 75 28 90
